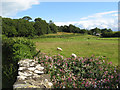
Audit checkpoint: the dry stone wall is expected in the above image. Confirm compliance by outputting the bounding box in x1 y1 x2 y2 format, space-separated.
13 59 53 89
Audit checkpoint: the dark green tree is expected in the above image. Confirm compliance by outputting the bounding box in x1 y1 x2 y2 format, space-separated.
34 18 42 22
68 24 76 33
57 26 64 32
2 25 17 37
49 20 58 33
22 16 32 21
113 31 120 37
16 19 35 37
79 29 87 34
34 18 51 35
90 27 101 35
62 25 69 32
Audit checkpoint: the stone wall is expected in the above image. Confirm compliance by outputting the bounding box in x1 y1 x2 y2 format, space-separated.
13 59 53 89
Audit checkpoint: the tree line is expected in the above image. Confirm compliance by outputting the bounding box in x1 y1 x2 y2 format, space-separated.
2 16 58 37
1 16 120 37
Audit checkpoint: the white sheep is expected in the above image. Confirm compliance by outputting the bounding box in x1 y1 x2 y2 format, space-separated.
71 53 77 58
57 47 62 51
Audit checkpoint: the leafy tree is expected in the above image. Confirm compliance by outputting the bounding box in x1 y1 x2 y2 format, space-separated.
101 28 112 34
2 18 18 37
68 24 76 33
34 18 51 35
58 26 64 32
79 29 87 34
62 25 69 32
90 27 101 35
22 16 32 21
46 26 52 34
87 30 92 35
49 20 54 24
16 19 35 37
74 27 81 33
101 32 113 37
34 21 43 36
107 28 113 32
34 18 42 22
113 31 120 37
49 20 58 33
2 25 17 37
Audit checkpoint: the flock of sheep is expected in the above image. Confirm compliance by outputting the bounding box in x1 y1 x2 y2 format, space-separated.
57 47 77 58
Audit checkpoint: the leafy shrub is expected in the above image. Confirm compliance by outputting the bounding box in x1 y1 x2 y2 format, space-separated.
2 37 36 63
113 31 120 37
2 36 36 88
37 53 119 88
101 31 120 37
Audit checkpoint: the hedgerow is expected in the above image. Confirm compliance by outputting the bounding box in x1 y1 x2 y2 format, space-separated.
2 36 36 88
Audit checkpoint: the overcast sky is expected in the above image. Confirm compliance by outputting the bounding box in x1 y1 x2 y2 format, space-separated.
1 0 119 31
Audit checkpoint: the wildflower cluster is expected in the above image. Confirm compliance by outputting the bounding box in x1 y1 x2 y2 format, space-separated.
37 53 119 88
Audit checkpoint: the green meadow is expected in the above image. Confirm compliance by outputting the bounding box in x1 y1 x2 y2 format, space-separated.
31 32 118 65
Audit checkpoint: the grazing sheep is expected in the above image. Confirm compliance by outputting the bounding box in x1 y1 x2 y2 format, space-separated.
57 47 62 51
71 53 77 58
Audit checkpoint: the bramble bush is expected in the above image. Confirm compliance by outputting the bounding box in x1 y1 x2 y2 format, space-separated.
2 36 36 88
37 53 119 88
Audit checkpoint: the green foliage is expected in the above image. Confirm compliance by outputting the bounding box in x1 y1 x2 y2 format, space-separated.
101 31 120 37
68 24 80 33
2 17 35 37
22 16 32 21
49 23 58 33
16 19 35 37
2 37 36 88
2 25 17 37
101 32 114 37
34 18 52 36
113 31 120 37
2 37 36 63
57 24 87 34
90 27 101 35
1 16 119 38
2 64 18 88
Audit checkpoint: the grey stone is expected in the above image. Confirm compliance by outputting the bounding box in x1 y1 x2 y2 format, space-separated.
13 59 53 89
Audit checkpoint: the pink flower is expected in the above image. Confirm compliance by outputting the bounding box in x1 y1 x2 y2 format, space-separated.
68 77 72 82
111 75 114 79
90 59 93 62
73 82 76 87
82 60 85 63
89 71 92 73
73 62 76 64
59 69 62 72
108 62 112 64
86 81 89 84
72 76 76 80
66 63 68 66
104 71 108 75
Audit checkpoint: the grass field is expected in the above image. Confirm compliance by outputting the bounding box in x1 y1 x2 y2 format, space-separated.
31 32 118 65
